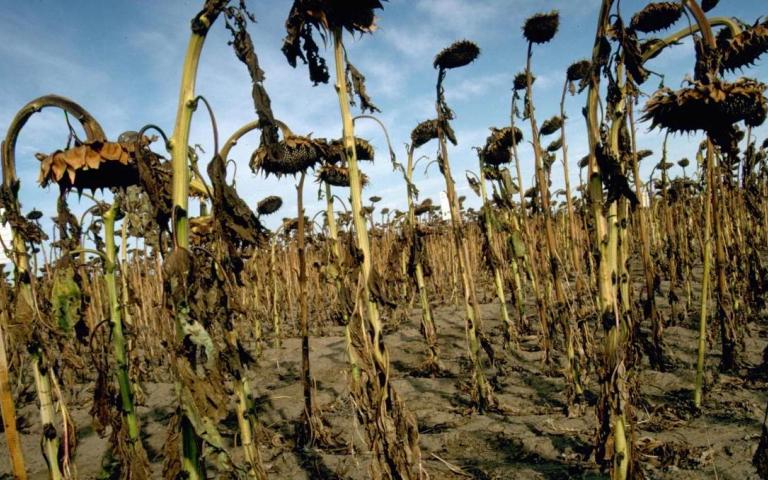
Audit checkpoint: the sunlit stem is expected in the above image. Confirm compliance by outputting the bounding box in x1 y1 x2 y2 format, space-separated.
0 305 26 480
476 157 515 348
406 146 440 368
332 26 388 396
170 8 220 479
694 141 715 408
436 68 493 409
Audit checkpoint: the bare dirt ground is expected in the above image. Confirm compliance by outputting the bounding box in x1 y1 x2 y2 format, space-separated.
2 290 767 479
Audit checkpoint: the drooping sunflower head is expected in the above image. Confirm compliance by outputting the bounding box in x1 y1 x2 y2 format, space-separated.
539 116 563 136
282 0 385 84
481 127 523 166
513 72 533 91
257 195 283 216
523 11 559 45
642 77 767 143
414 198 433 216
251 135 328 177
637 149 654 161
629 2 683 34
410 119 440 149
317 164 368 188
719 20 768 73
566 60 591 82
433 40 481 70
326 137 375 164
37 138 149 191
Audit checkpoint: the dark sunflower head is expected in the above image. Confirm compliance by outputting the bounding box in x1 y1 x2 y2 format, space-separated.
546 137 563 152
637 149 654 161
514 72 533 91
282 0 385 84
257 196 283 216
317 164 368 188
702 0 719 12
629 2 683 34
482 127 523 166
411 119 440 149
719 20 768 73
433 40 480 70
523 11 559 45
642 77 768 139
566 60 591 82
539 116 563 136
327 137 374 164
414 198 433 216
251 135 328 177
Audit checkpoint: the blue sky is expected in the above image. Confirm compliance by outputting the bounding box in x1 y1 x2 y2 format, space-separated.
1 0 767 236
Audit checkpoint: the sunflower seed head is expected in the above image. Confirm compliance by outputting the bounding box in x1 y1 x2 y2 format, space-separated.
327 137 375 164
539 116 563 136
523 11 559 44
629 2 683 34
257 195 283 216
411 119 440 149
514 72 536 92
566 60 591 82
433 40 480 70
719 20 768 73
251 135 328 177
643 77 768 135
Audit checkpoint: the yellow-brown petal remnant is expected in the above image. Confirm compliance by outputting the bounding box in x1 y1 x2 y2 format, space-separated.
37 139 145 190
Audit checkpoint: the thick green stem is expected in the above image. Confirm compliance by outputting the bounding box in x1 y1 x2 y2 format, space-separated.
170 6 224 478
103 204 141 443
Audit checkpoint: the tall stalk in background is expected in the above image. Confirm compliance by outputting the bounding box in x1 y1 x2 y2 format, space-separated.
522 11 567 312
282 2 423 475
404 135 440 372
583 1 630 478
434 40 496 410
